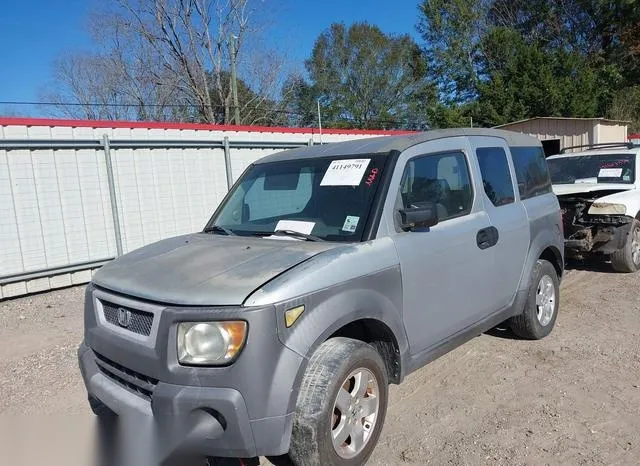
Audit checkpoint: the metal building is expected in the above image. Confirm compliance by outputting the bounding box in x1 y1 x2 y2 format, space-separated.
495 117 629 156
0 117 412 299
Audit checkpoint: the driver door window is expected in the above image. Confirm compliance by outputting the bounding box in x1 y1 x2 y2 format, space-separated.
397 151 473 224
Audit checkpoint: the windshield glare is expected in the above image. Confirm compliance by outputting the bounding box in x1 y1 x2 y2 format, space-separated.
548 154 636 185
208 154 387 242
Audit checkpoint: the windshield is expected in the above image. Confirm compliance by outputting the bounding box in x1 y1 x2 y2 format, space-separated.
548 154 636 185
206 154 387 242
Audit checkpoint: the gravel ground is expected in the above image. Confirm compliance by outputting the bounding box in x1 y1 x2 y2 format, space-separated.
1 263 639 465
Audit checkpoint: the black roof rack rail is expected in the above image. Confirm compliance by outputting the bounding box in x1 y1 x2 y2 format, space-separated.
560 142 636 154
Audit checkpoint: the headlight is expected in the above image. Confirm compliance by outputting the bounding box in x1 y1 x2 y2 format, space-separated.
588 202 626 215
177 321 247 365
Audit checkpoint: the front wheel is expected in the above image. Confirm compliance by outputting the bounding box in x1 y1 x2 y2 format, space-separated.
288 337 388 466
611 219 640 273
509 259 560 340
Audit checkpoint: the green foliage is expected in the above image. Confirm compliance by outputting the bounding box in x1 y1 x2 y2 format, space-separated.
417 0 640 129
475 28 599 126
281 74 320 128
608 86 640 133
417 0 487 104
286 22 436 130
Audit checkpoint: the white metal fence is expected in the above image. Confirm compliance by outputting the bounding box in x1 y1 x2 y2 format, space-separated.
0 118 403 299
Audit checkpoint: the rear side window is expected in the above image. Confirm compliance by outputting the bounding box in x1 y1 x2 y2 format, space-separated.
510 146 552 199
398 151 473 222
476 147 515 206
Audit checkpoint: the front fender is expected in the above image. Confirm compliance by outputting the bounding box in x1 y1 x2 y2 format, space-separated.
272 265 408 413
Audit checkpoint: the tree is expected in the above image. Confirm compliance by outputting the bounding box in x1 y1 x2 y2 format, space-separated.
608 86 640 133
42 0 290 124
487 0 640 119
474 28 599 126
417 0 490 104
41 50 188 121
290 22 435 130
281 74 320 127
418 0 640 129
209 70 287 126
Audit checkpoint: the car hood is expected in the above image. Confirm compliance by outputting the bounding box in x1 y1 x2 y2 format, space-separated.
91 233 339 306
552 183 634 196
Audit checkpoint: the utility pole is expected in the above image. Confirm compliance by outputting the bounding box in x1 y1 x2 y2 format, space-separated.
317 99 322 144
229 34 240 125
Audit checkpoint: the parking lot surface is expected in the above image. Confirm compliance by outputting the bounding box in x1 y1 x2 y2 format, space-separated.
1 264 639 465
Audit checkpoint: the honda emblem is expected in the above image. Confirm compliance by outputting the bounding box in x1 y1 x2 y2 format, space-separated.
117 307 132 328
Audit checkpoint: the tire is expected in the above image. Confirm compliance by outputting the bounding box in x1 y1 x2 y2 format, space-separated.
288 337 389 466
509 259 559 340
611 219 640 273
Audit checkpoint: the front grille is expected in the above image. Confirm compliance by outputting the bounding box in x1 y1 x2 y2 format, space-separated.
95 352 158 401
101 300 154 336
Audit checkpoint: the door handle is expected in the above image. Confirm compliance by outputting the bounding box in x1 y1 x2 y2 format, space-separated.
477 226 499 250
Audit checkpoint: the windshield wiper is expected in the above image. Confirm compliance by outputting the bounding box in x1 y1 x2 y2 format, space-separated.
273 229 325 242
247 229 325 242
203 225 236 236
247 229 325 241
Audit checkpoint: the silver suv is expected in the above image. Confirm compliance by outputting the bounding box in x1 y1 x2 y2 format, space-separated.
77 128 564 466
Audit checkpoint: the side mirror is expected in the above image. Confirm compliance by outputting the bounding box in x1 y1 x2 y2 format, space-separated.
399 202 439 231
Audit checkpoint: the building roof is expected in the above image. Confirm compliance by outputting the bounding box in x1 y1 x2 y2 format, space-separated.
495 116 631 128
256 128 541 164
0 116 415 136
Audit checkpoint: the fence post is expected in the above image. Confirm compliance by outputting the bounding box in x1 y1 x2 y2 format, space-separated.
102 135 124 257
223 136 233 190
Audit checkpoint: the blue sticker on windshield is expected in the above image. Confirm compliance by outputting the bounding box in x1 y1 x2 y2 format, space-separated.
342 215 360 233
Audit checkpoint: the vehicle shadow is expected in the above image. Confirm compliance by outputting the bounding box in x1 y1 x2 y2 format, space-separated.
484 325 520 340
485 257 621 341
563 257 616 274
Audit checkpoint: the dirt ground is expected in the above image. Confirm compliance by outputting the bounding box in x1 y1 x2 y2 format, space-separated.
0 262 639 465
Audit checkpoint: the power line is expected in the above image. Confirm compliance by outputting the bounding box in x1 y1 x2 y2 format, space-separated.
0 100 286 111
0 100 423 129
1 100 175 107
0 100 313 117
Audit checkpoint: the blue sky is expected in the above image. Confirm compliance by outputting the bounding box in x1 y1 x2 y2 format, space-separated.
0 0 421 113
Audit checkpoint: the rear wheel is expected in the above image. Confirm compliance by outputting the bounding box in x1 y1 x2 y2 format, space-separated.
288 337 388 466
509 259 559 340
611 219 640 273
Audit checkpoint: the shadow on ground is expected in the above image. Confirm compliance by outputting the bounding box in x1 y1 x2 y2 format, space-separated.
484 325 520 340
484 256 624 341
564 257 617 274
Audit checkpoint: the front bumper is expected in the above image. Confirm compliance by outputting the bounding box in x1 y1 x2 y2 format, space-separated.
79 343 287 459
564 221 632 255
78 285 304 460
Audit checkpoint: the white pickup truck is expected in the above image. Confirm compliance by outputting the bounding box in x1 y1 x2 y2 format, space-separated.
547 142 640 272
